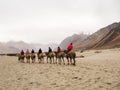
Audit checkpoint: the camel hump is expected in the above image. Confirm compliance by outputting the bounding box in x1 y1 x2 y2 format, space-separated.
42 52 46 57
39 53 45 57
58 52 63 56
69 50 74 54
49 52 55 56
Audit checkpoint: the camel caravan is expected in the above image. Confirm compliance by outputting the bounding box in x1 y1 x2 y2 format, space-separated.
18 43 76 65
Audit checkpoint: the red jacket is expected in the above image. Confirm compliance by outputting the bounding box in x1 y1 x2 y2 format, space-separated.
68 44 73 51
57 47 61 53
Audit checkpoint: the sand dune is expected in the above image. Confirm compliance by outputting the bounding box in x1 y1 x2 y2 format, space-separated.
0 48 120 90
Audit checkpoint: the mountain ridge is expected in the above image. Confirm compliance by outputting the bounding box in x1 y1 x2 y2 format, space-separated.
59 33 88 50
74 22 120 50
0 41 58 54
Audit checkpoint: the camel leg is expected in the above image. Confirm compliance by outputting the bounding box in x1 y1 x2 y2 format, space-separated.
39 59 41 63
21 58 24 63
18 57 20 62
32 58 34 63
47 57 48 63
34 59 35 63
53 57 54 64
40 57 42 63
40 58 42 63
50 58 52 64
70 58 72 65
26 59 28 63
59 58 61 65
55 57 57 64
41 58 44 63
73 58 76 65
62 57 65 65
28 59 30 63
67 58 69 65
42 57 44 64
56 56 57 64
21 57 24 63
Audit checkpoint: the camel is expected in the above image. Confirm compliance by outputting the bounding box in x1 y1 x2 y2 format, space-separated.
37 53 46 63
46 52 55 64
56 51 66 65
31 54 36 63
26 54 31 63
65 50 76 65
18 54 25 63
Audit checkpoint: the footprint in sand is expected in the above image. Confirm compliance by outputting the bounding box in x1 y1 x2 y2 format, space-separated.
72 77 82 80
40 72 43 74
72 76 78 79
23 87 29 90
17 77 21 80
57 72 61 74
29 82 41 86
29 82 33 85
106 82 112 85
99 85 104 88
51 83 56 85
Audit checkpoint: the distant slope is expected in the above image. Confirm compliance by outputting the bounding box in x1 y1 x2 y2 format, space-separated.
59 33 88 50
74 22 120 50
0 41 58 54
0 43 19 54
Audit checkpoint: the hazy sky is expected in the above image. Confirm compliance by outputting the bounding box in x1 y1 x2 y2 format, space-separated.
0 0 120 44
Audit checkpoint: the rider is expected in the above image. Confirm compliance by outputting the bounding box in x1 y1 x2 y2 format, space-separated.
21 50 24 55
57 46 61 53
31 49 35 54
26 49 30 55
48 47 52 53
67 43 73 52
38 48 42 54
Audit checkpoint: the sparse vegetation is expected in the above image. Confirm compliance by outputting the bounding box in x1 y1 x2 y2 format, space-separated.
6 53 18 56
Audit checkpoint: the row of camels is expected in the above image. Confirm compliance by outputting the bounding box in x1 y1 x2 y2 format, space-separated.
18 50 76 65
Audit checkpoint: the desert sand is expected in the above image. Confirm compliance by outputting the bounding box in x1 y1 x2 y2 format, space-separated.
0 48 120 90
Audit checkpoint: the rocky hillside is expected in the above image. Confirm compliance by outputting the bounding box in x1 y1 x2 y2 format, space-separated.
74 22 120 50
59 33 88 50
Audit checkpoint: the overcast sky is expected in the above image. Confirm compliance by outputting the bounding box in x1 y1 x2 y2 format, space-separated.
0 0 120 44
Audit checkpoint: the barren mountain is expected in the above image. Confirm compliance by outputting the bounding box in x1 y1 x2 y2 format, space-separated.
59 33 88 50
74 22 120 50
0 41 58 54
1 22 120 54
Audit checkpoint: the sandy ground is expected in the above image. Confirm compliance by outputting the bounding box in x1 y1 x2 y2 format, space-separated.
0 48 120 90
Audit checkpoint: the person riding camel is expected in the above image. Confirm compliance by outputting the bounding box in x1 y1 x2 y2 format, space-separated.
57 47 61 53
26 49 30 63
38 48 42 57
67 43 73 52
21 50 24 55
31 49 36 63
31 49 35 54
38 48 42 54
48 47 52 53
26 49 30 55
